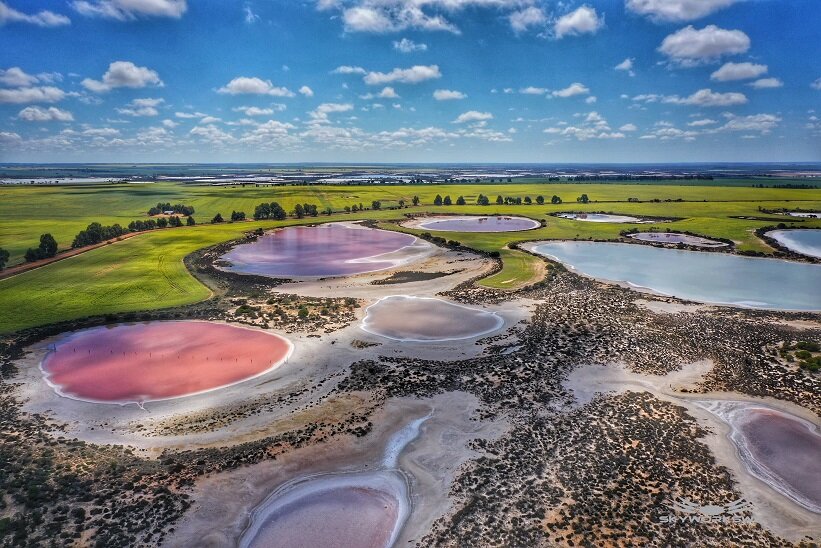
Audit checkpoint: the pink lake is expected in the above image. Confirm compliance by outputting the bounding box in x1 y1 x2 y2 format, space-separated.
415 216 540 232
41 321 292 404
220 223 423 277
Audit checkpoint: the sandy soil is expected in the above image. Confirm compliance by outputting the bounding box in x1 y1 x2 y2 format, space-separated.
562 360 821 540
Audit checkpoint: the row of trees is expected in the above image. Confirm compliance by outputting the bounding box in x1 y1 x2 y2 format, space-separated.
253 202 288 221
74 216 195 248
148 202 195 216
128 216 194 232
0 247 8 269
432 194 566 206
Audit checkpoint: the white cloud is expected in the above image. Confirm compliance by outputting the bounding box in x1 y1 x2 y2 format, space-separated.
614 58 635 76
520 86 547 95
243 4 259 23
116 97 164 117
619 123 637 131
363 64 441 85
299 85 315 97
0 131 22 144
626 0 737 22
393 38 427 52
71 0 186 20
509 6 545 33
309 102 354 122
554 6 603 39
18 106 74 121
331 65 367 75
812 78 821 91
175 111 206 118
82 61 163 92
453 110 493 124
433 89 466 100
585 96 597 104
217 76 294 97
719 112 781 133
544 111 625 141
748 77 782 89
161 118 178 128
0 1 70 27
659 25 749 66
631 88 747 106
0 86 65 104
378 86 399 98
688 118 717 126
83 127 120 136
232 105 285 116
189 124 235 144
552 82 590 98
0 67 40 87
710 62 767 82
199 115 222 124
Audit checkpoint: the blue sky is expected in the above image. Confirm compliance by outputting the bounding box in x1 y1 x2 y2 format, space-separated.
0 0 819 163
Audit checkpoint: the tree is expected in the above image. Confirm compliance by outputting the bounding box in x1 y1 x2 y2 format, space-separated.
0 247 9 270
443 195 452 206
577 194 590 204
536 195 545 205
398 199 405 208
456 196 466 205
344 205 351 213
551 195 562 204
524 196 532 205
433 194 443 206
24 233 58 262
186 216 196 226
477 194 490 206
211 213 224 223
496 195 503 205
231 211 246 222
157 217 168 228
412 195 420 206
372 200 381 210
294 204 305 218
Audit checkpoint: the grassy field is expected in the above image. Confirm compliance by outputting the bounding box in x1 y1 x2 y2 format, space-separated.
1 180 819 333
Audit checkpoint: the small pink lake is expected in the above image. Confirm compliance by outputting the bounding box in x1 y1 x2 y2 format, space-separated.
220 223 424 278
41 321 292 404
414 216 540 232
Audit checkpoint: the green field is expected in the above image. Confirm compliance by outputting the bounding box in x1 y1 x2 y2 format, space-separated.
1 180 819 334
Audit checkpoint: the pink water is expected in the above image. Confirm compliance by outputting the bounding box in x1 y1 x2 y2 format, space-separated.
41 321 292 403
737 409 821 510
221 224 418 277
244 486 399 548
417 216 539 232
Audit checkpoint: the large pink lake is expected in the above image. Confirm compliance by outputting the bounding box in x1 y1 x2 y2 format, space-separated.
220 224 421 277
416 216 540 232
41 321 292 403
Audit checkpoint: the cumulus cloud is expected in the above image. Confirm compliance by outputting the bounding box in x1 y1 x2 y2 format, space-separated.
0 86 65 104
812 78 821 91
710 62 767 82
509 6 545 33
117 97 164 116
18 106 74 121
331 65 367 75
309 102 354 122
544 111 625 141
554 6 602 39
217 77 294 97
619 123 637 131
232 105 286 116
0 67 40 87
453 110 493 124
552 82 590 98
0 1 70 27
614 58 635 76
71 0 186 20
363 64 441 85
748 77 782 89
634 88 747 107
82 61 163 92
688 118 717 126
659 25 749 66
626 0 737 22
433 89 466 100
719 112 781 133
520 86 547 95
299 85 315 97
393 37 427 52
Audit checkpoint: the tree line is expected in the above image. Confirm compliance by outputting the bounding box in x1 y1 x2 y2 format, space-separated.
148 202 195 216
432 193 568 206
